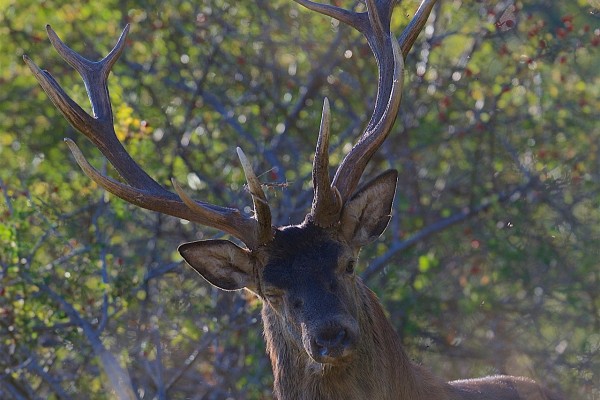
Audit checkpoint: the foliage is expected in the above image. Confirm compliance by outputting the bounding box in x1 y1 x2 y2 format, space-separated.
1 0 598 398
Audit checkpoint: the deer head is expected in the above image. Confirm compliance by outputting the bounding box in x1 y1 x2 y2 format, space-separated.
24 0 436 376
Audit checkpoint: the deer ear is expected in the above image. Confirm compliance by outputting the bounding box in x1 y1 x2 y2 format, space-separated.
339 169 398 247
178 240 256 291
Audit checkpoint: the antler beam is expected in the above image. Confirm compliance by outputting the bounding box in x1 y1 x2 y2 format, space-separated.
24 25 273 250
302 0 438 225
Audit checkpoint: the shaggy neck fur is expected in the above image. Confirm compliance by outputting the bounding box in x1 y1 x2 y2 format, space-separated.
262 278 452 400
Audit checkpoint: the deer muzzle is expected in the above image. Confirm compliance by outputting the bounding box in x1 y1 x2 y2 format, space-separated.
304 320 359 364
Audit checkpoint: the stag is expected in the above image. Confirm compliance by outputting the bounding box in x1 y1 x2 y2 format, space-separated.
25 0 563 399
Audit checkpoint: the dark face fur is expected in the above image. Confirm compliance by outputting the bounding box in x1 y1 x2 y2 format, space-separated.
178 170 398 366
261 224 361 364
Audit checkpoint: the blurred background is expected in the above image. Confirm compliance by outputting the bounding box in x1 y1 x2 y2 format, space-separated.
1 0 598 398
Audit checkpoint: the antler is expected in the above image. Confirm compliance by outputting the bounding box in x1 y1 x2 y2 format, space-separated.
24 1 435 242
301 0 438 226
23 25 272 250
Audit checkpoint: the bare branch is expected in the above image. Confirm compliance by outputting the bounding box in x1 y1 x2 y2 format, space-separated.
362 179 538 282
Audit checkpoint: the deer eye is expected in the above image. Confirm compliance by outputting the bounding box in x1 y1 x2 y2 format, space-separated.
264 291 283 305
345 260 356 274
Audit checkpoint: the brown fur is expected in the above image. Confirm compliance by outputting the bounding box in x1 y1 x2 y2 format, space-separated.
448 376 564 400
262 277 562 400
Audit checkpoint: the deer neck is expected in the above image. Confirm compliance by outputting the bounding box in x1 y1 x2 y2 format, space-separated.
262 279 451 400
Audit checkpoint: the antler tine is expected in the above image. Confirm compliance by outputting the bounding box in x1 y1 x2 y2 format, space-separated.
46 24 128 123
25 26 266 250
399 0 438 58
364 0 387 48
65 139 261 248
310 98 342 227
292 0 364 31
236 147 274 245
332 37 404 201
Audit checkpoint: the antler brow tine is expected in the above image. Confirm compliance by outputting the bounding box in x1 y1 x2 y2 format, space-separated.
310 98 343 227
236 147 274 245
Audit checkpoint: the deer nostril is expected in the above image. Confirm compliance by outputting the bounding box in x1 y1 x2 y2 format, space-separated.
292 298 303 310
334 328 346 344
315 328 347 351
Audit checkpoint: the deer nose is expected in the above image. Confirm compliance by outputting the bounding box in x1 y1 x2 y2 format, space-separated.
310 325 356 362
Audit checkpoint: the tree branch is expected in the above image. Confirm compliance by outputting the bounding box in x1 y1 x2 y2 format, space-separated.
362 178 538 282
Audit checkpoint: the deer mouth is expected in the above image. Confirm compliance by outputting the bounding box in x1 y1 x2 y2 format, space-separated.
309 347 355 366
